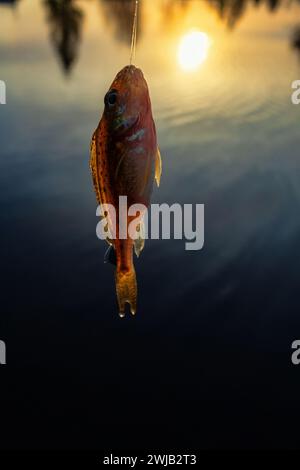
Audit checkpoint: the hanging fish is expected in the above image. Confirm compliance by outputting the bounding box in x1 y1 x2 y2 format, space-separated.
90 65 162 317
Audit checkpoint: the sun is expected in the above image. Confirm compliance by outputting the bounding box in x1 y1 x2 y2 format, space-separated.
178 31 210 71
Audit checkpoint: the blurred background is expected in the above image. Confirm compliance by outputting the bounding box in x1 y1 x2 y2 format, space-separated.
1 0 300 450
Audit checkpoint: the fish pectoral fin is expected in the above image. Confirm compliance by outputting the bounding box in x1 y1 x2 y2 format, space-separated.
134 219 145 257
155 147 162 187
115 151 128 181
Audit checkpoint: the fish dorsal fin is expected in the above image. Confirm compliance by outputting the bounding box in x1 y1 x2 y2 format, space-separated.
90 129 114 246
155 147 162 187
90 130 102 205
134 218 145 257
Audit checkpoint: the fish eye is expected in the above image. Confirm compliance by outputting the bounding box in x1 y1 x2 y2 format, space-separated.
105 90 118 108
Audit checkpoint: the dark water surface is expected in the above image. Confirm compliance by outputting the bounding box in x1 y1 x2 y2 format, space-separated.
1 0 300 449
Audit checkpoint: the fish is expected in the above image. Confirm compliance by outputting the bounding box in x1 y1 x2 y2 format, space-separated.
90 65 162 317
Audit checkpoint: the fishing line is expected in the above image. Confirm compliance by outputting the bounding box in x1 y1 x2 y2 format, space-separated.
130 0 139 65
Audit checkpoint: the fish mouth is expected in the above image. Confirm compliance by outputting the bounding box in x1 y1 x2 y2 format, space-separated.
116 65 143 82
113 114 140 137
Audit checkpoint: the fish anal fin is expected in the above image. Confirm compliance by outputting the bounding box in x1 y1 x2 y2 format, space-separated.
134 220 145 257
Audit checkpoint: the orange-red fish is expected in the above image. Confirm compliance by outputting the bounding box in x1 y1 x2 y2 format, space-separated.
90 65 162 317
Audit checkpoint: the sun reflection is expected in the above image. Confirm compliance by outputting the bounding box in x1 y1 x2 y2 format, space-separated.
178 31 210 71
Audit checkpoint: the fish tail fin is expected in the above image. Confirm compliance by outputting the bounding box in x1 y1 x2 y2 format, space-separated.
115 265 137 317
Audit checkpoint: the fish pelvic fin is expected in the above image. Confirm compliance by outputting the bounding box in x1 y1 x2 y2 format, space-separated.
104 245 117 266
115 265 137 317
155 147 162 187
134 220 145 257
